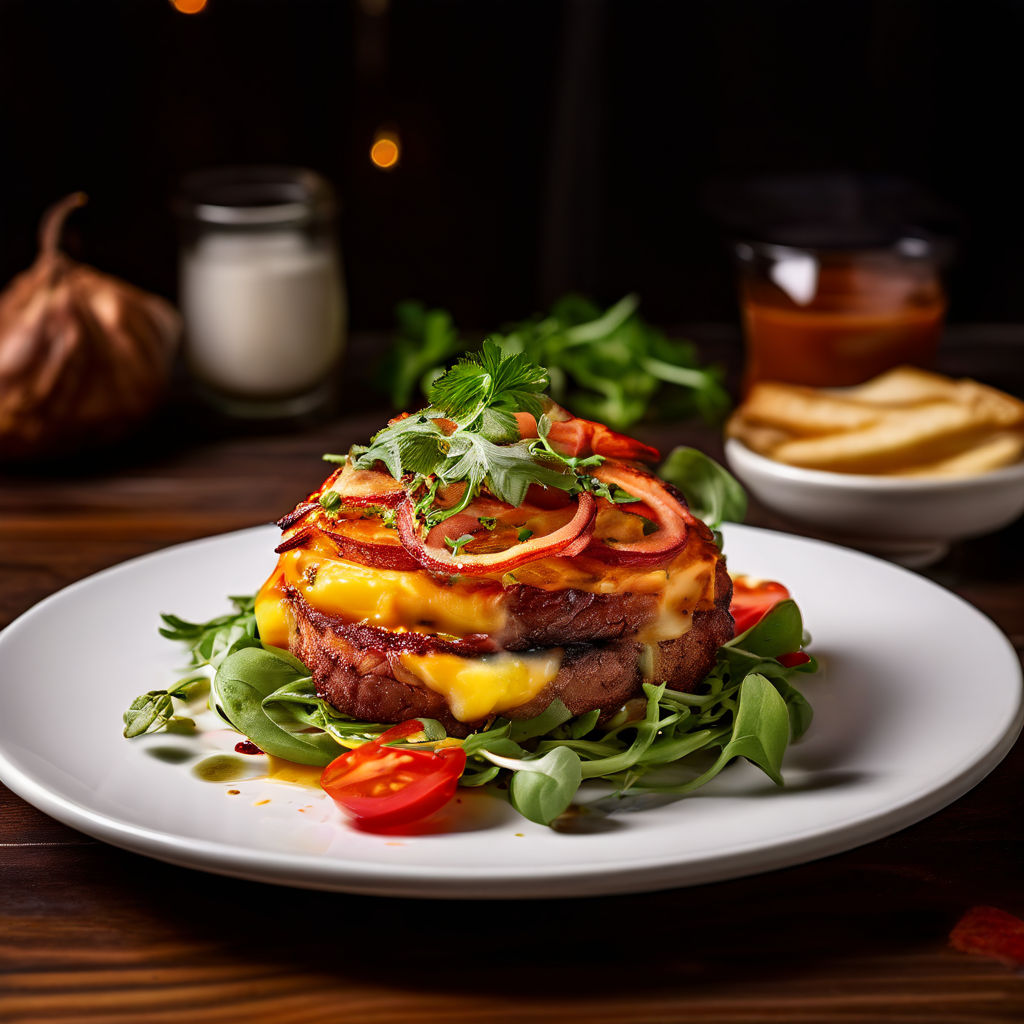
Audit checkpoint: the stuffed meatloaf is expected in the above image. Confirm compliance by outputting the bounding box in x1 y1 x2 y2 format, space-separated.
254 416 734 738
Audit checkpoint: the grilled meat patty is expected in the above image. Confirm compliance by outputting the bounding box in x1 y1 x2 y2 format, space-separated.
282 558 733 736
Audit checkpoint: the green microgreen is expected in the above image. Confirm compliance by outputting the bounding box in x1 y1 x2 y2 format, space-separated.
429 339 549 435
445 534 475 555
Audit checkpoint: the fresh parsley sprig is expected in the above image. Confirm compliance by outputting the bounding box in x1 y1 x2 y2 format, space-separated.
351 344 585 527
431 340 548 441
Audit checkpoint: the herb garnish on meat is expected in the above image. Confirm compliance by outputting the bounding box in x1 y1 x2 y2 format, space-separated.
329 341 635 528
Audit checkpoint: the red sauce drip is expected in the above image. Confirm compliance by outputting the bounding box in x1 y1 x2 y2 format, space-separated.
234 740 263 755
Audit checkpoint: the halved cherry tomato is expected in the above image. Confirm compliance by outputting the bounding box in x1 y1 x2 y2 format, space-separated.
320 720 467 830
729 575 791 636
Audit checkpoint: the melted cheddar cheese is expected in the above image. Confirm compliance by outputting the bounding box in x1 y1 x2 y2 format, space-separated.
257 540 718 647
636 558 717 643
398 649 563 721
255 570 292 649
267 545 508 638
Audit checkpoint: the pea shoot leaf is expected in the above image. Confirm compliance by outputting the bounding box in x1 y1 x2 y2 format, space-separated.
480 745 583 825
211 645 342 766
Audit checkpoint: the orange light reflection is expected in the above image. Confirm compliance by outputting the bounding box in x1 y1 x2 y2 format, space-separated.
370 134 400 170
172 0 208 14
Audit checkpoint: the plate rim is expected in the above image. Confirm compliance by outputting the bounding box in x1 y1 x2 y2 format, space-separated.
1 523 1021 899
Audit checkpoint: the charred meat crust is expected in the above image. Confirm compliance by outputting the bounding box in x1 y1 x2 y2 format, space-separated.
501 585 658 648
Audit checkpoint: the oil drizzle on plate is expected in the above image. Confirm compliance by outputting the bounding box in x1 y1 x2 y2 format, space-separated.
266 755 323 788
192 755 249 783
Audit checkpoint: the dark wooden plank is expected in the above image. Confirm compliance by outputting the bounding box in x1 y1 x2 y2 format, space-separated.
1 816 1022 1021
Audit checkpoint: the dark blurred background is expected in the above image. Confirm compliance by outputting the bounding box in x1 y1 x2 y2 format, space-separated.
1 0 1023 331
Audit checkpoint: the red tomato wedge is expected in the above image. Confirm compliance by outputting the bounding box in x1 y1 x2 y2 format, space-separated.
729 576 791 636
515 411 660 463
321 721 467 830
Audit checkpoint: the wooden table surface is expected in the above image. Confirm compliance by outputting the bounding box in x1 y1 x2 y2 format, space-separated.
2 331 1023 1023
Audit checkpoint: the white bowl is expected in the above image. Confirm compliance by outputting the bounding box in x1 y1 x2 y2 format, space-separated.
724 437 1024 567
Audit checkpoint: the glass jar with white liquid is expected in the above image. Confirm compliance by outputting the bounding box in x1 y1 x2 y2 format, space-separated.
176 167 346 417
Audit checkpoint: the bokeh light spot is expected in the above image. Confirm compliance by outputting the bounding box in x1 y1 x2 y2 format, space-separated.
370 133 400 170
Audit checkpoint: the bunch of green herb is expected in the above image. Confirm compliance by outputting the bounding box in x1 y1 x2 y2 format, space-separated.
331 341 640 529
383 294 730 430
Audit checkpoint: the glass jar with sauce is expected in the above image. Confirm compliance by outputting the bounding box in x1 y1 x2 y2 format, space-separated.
735 231 948 392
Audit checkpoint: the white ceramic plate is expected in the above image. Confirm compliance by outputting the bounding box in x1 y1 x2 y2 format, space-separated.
0 525 1020 899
